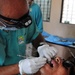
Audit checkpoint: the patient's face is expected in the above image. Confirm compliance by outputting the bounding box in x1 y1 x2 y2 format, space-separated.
35 57 70 75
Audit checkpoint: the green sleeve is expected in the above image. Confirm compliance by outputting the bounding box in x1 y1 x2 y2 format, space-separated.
0 37 6 66
26 19 40 43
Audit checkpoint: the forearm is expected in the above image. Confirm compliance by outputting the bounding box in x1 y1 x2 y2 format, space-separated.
0 64 20 75
32 33 45 49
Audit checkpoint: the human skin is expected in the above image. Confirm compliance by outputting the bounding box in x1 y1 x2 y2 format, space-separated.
0 0 45 75
0 0 28 19
34 57 70 75
0 1 28 74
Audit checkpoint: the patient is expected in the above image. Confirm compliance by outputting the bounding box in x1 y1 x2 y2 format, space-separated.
34 57 75 75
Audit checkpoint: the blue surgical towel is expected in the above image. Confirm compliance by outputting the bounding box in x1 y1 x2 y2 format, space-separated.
45 35 73 46
42 31 75 46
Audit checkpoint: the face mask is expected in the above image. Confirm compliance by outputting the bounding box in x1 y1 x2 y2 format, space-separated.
0 11 32 30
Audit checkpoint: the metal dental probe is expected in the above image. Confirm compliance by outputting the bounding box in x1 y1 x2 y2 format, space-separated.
17 55 26 58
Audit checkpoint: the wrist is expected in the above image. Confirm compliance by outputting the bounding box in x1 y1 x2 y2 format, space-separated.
19 60 24 75
39 42 47 46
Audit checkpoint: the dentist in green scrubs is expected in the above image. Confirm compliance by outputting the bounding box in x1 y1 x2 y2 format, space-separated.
0 0 57 75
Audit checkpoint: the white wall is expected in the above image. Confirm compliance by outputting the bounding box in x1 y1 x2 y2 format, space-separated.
43 0 75 59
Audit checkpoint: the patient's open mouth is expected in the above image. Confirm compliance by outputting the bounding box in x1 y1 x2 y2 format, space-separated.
49 57 56 67
49 60 55 67
50 62 53 67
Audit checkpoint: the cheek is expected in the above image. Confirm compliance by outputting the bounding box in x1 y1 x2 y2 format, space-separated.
40 66 52 75
55 67 69 75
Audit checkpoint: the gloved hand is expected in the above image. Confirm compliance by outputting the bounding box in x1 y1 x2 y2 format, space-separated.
18 57 46 75
37 44 57 61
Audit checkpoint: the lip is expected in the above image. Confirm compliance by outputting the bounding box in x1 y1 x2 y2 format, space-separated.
51 60 55 65
49 59 55 67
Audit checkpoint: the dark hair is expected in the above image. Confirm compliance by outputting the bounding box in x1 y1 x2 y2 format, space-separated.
67 56 75 75
70 67 75 75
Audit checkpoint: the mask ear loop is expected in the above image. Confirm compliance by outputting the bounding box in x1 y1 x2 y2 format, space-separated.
0 19 7 27
0 19 18 30
0 18 17 28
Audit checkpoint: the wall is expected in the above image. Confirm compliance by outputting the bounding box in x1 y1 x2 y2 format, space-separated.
43 0 75 59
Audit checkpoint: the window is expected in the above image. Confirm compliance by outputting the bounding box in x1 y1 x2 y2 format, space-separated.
34 0 52 22
60 0 75 24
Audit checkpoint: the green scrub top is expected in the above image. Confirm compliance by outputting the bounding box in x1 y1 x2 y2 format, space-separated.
0 19 40 66
29 3 43 33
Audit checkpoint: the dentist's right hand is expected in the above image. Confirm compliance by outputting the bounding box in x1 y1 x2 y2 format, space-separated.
19 57 46 75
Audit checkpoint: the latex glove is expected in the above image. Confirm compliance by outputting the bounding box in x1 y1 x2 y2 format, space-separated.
19 57 46 75
37 44 57 61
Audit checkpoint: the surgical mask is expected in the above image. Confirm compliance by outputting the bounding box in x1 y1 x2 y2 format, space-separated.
0 11 32 30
